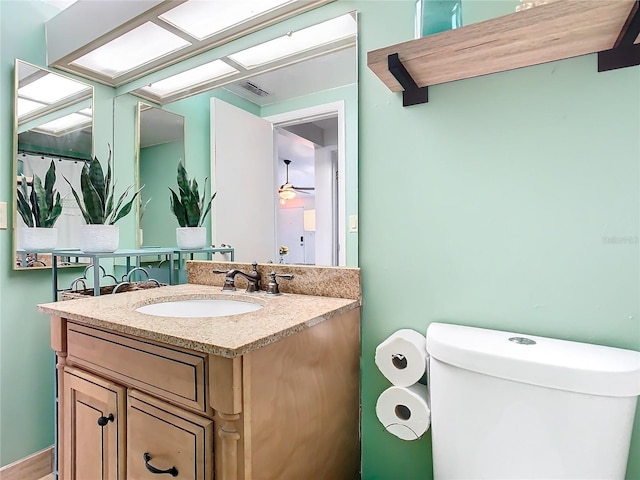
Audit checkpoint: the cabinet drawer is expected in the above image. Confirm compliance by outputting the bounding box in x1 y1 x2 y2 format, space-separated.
66 323 209 413
127 391 213 480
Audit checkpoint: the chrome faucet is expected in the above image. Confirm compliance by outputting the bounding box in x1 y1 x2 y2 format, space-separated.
213 262 261 293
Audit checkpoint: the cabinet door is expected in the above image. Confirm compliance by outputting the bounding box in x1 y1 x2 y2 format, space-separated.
127 391 213 480
62 367 126 480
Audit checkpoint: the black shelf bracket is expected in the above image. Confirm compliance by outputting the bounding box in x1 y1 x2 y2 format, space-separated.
598 0 640 72
388 53 428 107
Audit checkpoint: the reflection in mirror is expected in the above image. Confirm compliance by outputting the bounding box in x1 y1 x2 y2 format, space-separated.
136 102 185 248
125 11 357 265
210 12 357 266
13 60 94 270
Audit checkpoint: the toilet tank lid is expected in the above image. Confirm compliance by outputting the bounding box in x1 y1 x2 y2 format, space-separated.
426 323 640 397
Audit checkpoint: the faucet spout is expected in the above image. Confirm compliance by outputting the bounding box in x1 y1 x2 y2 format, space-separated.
212 263 261 293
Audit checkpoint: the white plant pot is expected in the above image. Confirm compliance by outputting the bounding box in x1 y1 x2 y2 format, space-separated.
80 224 119 253
176 227 207 250
19 227 58 251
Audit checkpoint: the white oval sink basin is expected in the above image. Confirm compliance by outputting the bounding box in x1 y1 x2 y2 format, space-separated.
135 299 263 318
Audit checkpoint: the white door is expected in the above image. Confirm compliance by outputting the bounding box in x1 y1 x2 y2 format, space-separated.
210 98 276 263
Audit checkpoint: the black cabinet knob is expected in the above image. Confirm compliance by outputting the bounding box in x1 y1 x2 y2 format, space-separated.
97 413 114 427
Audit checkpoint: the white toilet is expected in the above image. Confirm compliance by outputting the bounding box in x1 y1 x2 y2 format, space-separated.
425 322 640 480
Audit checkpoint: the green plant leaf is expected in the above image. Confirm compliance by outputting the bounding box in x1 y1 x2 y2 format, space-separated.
199 192 216 226
80 168 105 224
63 174 91 224
104 145 112 201
87 156 106 208
183 178 201 227
16 185 34 227
33 175 52 227
44 160 56 211
43 192 62 228
30 178 43 227
111 186 144 224
169 188 187 227
107 183 134 224
176 161 190 196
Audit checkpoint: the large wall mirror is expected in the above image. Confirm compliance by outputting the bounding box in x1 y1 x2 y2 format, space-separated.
13 59 94 270
114 9 358 266
135 102 185 248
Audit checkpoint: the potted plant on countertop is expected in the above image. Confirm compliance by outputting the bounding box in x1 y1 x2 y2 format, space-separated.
169 160 216 250
64 146 143 253
16 159 63 251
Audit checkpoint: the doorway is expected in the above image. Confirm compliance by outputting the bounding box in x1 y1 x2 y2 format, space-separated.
275 118 338 266
268 102 345 266
211 99 346 265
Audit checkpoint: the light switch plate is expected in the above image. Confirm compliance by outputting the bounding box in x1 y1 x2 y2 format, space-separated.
0 202 7 229
349 214 358 233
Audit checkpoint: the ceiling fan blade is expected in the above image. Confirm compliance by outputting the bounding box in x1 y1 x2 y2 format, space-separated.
293 189 311 194
293 186 315 191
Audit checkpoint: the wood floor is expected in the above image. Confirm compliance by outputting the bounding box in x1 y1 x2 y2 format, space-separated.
37 475 53 480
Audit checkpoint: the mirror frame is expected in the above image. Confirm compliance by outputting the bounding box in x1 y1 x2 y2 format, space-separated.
12 59 95 271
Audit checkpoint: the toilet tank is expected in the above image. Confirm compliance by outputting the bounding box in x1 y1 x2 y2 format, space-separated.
425 323 640 480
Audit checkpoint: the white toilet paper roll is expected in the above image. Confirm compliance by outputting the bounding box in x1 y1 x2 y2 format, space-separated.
375 329 428 386
376 384 431 441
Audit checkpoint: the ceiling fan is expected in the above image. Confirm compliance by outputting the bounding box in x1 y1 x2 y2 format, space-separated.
278 159 314 199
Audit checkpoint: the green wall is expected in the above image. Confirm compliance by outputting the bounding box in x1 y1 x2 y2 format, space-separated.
0 0 118 466
1 1 638 478
0 1 65 465
357 1 639 479
140 141 184 247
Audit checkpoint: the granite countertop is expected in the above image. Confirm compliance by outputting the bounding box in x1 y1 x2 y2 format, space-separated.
38 283 360 358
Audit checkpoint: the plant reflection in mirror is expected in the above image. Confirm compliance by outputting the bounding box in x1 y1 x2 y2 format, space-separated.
16 159 62 228
169 160 216 227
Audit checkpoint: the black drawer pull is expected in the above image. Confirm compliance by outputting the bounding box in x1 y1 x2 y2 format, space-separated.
97 414 114 427
143 453 178 477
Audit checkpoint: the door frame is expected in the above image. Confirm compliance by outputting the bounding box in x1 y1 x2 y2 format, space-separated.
265 100 346 266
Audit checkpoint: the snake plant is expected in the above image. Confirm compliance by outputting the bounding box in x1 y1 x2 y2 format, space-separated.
169 161 216 227
64 146 143 224
16 160 62 228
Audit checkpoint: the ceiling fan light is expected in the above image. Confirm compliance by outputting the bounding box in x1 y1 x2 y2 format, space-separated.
279 186 296 200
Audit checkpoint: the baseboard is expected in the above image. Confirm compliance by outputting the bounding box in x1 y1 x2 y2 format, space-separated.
0 446 53 480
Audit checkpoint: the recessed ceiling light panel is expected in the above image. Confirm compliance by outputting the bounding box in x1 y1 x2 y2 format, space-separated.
70 22 191 78
17 98 47 119
34 112 92 136
159 0 295 40
228 13 356 68
18 72 90 104
139 59 238 98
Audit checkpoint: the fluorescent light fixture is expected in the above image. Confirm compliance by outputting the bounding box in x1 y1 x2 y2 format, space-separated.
139 60 238 97
17 98 47 118
71 22 191 77
35 112 91 135
228 13 356 68
18 72 90 104
159 0 294 40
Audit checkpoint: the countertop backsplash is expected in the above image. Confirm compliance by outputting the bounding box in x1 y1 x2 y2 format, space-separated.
187 261 361 301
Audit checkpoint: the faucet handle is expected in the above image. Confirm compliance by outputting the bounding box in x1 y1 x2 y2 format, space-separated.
212 269 236 291
265 272 294 296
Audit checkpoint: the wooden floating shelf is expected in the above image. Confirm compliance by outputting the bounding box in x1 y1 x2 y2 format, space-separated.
367 0 639 94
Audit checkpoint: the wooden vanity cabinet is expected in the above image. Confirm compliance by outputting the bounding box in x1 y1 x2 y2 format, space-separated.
62 367 125 480
51 306 360 480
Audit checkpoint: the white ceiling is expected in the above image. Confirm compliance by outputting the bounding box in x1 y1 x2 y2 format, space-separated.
222 45 356 107
143 43 354 152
